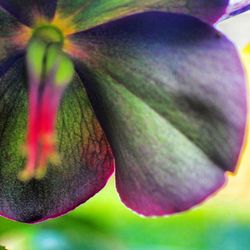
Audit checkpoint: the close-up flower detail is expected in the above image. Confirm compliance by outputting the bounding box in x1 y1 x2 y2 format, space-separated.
0 0 248 223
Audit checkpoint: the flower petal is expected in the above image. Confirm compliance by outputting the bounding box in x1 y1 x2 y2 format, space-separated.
73 12 246 216
56 0 229 33
0 58 114 223
225 0 250 18
0 0 57 26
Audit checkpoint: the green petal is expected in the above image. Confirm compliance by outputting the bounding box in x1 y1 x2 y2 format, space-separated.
0 58 114 223
56 0 229 33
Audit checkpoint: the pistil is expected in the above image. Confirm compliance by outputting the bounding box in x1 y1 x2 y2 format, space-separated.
19 26 74 181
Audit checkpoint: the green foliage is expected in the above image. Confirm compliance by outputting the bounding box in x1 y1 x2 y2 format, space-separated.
0 179 249 250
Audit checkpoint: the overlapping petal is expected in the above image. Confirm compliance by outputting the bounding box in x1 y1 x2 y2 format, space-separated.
0 58 114 222
56 0 229 33
0 0 57 26
72 12 246 216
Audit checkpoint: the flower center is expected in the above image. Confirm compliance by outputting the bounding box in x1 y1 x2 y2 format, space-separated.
32 25 64 46
18 25 74 181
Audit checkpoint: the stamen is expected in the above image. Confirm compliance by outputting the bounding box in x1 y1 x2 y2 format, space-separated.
19 25 74 182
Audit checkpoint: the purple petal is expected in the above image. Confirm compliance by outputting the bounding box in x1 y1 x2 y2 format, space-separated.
56 0 229 33
0 53 23 77
0 58 114 223
0 0 57 26
225 0 250 18
73 12 247 216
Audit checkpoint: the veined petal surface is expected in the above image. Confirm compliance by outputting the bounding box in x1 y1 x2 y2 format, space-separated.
56 0 229 33
0 0 57 26
0 58 114 223
73 12 246 216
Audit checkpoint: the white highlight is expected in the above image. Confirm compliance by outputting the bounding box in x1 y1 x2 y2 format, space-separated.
218 11 250 49
230 0 244 4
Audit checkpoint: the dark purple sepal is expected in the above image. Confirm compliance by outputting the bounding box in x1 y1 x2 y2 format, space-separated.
0 53 23 77
73 12 246 216
0 7 26 74
0 0 57 26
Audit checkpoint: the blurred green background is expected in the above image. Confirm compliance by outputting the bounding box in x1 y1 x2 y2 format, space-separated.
1 10 250 250
1 150 250 250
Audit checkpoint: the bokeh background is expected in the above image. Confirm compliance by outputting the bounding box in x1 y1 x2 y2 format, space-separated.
0 8 250 250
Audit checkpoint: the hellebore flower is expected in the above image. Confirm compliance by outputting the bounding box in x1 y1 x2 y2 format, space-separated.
0 0 248 223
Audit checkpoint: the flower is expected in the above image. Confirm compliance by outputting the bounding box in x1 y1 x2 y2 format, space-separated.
0 0 248 223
